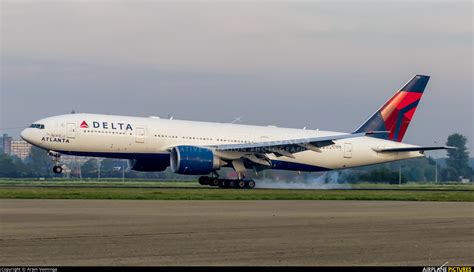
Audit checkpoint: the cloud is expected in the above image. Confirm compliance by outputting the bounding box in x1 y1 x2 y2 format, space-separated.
1 1 472 151
2 1 471 74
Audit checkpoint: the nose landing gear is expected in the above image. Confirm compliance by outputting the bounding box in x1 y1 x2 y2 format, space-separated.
53 165 63 174
49 151 64 174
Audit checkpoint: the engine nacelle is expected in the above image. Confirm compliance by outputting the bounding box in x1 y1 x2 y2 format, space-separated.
170 146 221 175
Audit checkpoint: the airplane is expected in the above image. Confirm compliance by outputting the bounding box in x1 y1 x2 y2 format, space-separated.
21 75 452 189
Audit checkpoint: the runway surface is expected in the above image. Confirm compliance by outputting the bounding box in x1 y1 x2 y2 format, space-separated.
1 200 473 266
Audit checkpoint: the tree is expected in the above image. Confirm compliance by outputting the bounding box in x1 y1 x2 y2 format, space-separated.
0 154 19 177
100 159 124 178
423 164 436 182
24 146 54 177
81 158 98 178
358 168 407 184
441 167 459 182
11 156 31 178
445 133 471 179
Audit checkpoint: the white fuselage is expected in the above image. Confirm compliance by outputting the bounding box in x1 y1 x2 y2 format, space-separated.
21 113 424 172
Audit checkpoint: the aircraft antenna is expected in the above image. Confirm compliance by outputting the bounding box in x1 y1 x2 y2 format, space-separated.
231 116 243 124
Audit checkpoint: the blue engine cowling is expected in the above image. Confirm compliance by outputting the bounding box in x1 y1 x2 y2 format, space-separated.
170 146 221 175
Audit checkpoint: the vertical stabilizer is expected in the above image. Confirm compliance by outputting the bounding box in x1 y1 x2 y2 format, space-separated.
354 75 430 142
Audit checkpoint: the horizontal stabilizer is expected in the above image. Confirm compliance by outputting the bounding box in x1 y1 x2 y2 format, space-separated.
373 146 455 153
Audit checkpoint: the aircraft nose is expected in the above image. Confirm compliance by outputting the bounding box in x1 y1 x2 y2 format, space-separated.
20 128 32 143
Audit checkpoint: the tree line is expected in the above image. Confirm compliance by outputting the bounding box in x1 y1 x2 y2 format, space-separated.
0 145 54 178
0 133 472 182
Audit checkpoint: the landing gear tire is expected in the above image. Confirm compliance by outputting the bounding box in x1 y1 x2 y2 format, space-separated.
198 176 210 185
209 178 220 187
200 177 255 189
220 180 235 189
237 180 246 189
53 165 63 174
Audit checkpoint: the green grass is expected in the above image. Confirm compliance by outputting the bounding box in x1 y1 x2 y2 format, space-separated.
0 179 472 201
0 179 199 188
1 179 472 190
0 187 472 201
350 182 474 190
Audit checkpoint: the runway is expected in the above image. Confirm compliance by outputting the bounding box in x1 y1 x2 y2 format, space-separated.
1 200 473 266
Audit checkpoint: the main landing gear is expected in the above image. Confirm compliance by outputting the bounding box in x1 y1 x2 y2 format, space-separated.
49 151 63 174
198 176 256 189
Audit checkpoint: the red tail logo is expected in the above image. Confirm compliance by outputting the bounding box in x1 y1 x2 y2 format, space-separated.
354 75 430 142
80 121 89 128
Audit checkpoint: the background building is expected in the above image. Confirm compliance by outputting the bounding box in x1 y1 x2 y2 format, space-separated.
2 134 12 155
10 139 32 160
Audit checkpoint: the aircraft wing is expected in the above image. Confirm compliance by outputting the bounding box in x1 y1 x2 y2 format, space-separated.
373 146 456 153
215 132 374 158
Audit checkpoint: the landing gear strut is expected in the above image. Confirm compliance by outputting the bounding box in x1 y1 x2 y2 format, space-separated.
198 176 256 189
49 151 63 174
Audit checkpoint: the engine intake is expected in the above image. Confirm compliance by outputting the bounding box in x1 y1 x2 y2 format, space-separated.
170 146 221 175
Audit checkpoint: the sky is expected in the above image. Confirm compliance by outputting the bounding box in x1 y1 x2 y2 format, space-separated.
1 0 473 154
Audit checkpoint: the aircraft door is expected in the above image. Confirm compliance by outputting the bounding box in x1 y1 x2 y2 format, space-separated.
344 143 352 158
67 123 76 139
136 127 145 143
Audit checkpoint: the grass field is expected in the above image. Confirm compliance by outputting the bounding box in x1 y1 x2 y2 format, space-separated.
1 178 473 190
0 179 472 201
0 179 199 188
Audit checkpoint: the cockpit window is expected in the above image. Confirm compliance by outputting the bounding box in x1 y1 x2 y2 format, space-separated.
30 124 45 129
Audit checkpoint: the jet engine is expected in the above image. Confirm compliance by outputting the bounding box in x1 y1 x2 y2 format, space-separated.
170 145 222 175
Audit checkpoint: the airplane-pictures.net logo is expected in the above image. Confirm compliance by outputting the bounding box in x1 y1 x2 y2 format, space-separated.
422 265 472 272
80 121 133 131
